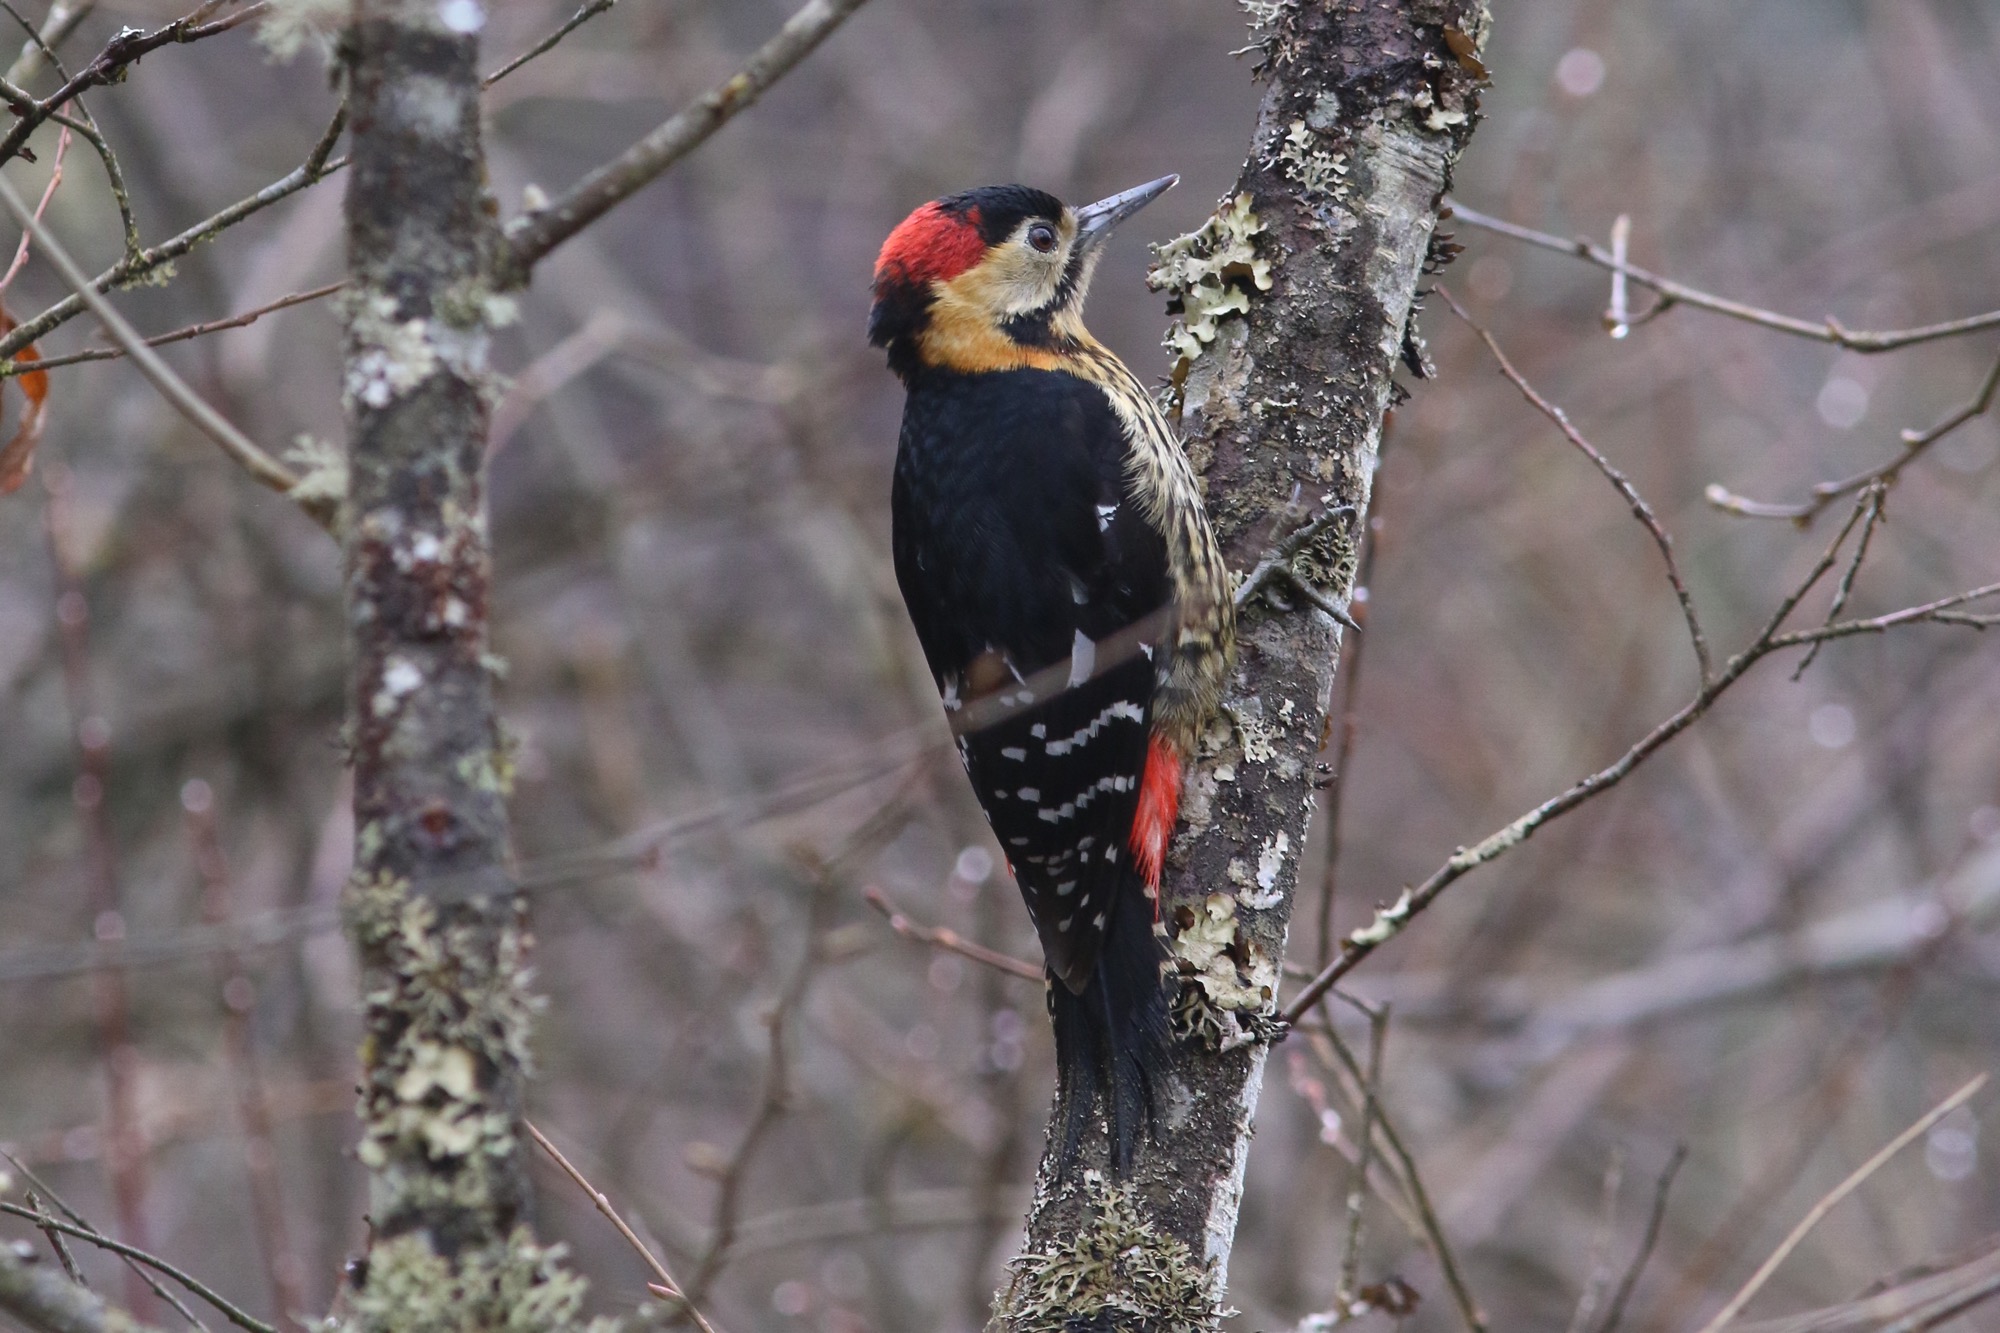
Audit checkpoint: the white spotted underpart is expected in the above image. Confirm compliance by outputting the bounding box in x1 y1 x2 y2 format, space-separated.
1034 772 1134 824
1045 699 1144 756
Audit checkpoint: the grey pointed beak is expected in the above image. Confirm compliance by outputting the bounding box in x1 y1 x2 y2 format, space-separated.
1073 174 1178 249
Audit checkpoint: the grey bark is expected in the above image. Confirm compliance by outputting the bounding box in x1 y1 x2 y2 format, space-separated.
992 2 1489 1327
0 1237 157 1333
336 5 595 1328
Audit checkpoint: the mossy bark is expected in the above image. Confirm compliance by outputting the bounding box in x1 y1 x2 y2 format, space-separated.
993 2 1490 1327
338 6 594 1329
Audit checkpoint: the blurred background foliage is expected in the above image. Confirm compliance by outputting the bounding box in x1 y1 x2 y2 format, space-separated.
1 1 1998 1329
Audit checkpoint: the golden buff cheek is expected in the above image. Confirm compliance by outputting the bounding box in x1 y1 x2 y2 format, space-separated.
941 252 1062 317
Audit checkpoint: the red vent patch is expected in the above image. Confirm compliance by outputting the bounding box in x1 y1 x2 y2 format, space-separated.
1130 736 1181 898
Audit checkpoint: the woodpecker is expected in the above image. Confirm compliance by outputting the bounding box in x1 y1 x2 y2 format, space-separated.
871 176 1234 1170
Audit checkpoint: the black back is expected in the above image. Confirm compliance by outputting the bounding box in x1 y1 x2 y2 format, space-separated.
891 365 1171 990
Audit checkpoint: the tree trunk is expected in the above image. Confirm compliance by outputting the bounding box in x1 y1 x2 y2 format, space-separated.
992 2 1489 1326
337 4 592 1327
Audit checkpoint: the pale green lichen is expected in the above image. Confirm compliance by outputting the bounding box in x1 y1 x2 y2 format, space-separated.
1168 893 1279 1052
343 871 540 1221
344 290 440 410
996 1173 1218 1333
287 433 348 510
1147 193 1273 365
1347 886 1415 948
119 262 178 290
256 0 343 62
339 1230 619 1333
1276 118 1349 199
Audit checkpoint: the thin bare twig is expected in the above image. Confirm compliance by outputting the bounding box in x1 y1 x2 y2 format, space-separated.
1706 344 2000 522
1565 1151 1626 1333
11 283 344 374
0 104 348 366
1440 285 1712 684
0 172 333 530
1281 487 1983 1023
1765 580 2000 649
24 1191 86 1286
1592 1144 1685 1333
2 1152 207 1332
0 1201 273 1333
686 800 913 1306
482 0 616 88
1696 1076 1988 1333
1790 481 1886 680
865 887 1043 982
1603 213 1632 336
1448 200 2000 352
1337 1003 1390 1303
1317 1014 1486 1333
0 121 68 293
0 3 143 264
524 1122 718 1333
501 0 874 279
0 1231 157 1333
0 1 270 172
3 0 97 86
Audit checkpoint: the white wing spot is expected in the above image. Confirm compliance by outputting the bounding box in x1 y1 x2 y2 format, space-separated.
1096 502 1118 532
1067 630 1096 688
1056 881 1077 897
1017 787 1041 802
1000 746 1027 761
1030 724 1047 739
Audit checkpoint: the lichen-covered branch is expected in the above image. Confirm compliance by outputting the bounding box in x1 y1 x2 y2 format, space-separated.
991 2 1488 1327
0 1231 160 1333
338 4 600 1329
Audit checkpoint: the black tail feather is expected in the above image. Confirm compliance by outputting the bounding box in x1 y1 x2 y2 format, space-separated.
1047 887 1171 1175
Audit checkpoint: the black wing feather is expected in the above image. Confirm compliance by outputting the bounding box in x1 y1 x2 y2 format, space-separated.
891 366 1170 990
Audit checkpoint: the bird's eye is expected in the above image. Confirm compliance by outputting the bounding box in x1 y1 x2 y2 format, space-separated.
1027 223 1058 253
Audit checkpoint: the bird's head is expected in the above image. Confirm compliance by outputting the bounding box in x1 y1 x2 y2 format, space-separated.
868 175 1177 381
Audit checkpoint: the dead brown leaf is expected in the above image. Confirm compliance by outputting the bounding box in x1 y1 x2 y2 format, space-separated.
0 304 49 495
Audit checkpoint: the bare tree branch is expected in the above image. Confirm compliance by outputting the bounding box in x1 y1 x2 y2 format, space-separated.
1697 1077 1987 1333
1706 345 2000 522
865 887 1044 982
0 172 329 526
10 283 344 374
1282 497 1996 1024
499 0 873 280
0 1202 274 1333
482 0 615 89
0 1235 160 1333
0 105 347 367
1440 285 1712 684
1448 200 2000 351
